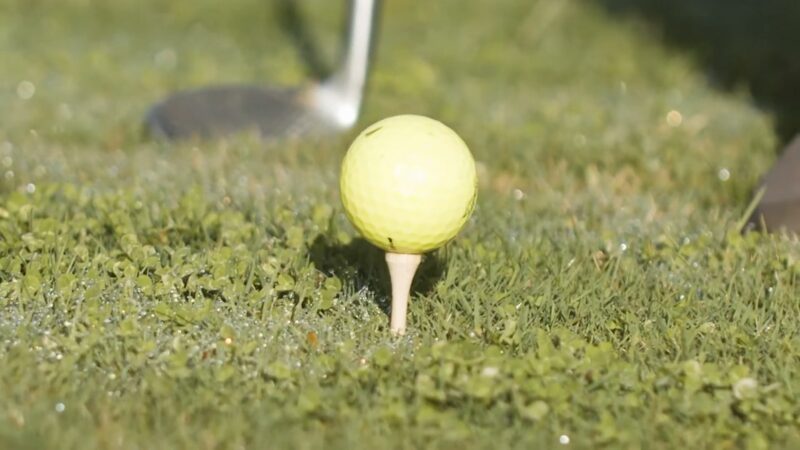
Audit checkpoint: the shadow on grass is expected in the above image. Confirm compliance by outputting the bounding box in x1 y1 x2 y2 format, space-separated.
275 0 332 80
595 0 800 146
309 235 446 314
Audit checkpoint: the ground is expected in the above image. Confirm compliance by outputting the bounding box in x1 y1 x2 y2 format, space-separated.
0 0 799 449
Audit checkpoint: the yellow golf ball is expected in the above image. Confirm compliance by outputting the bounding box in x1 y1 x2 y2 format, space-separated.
340 115 477 254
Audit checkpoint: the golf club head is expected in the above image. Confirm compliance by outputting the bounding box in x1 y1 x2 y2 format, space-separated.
746 134 800 233
145 0 380 142
144 84 337 140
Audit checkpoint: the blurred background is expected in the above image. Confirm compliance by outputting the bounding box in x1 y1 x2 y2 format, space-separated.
598 0 800 145
0 0 797 211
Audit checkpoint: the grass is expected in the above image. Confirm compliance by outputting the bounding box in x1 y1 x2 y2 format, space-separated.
1 0 799 448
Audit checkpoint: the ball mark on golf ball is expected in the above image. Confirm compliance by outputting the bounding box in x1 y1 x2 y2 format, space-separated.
340 114 477 254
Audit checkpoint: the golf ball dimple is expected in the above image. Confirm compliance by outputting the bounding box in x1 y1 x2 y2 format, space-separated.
340 115 477 254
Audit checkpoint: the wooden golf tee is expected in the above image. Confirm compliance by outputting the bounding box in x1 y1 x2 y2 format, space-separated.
385 252 422 335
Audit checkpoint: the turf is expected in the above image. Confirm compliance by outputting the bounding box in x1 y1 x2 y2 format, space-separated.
1 0 799 448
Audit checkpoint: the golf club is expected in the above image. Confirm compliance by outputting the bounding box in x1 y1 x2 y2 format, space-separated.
144 0 379 140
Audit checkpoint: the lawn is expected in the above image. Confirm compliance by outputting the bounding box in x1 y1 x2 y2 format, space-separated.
1 0 799 449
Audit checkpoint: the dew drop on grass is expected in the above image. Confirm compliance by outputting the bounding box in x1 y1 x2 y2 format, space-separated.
17 80 35 100
54 403 65 413
733 378 758 400
718 168 730 181
25 183 36 193
559 435 570 445
666 110 683 127
481 367 499 378
619 243 627 252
